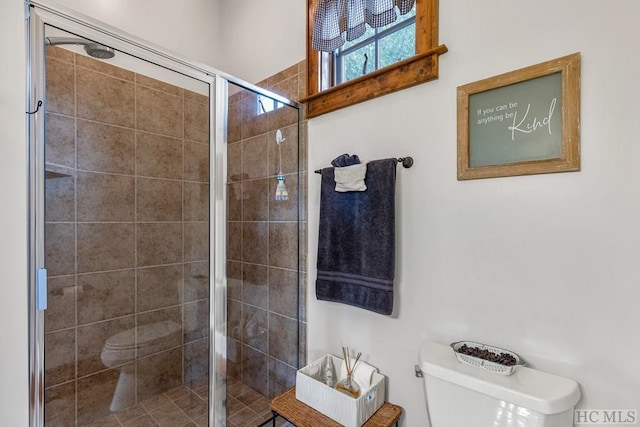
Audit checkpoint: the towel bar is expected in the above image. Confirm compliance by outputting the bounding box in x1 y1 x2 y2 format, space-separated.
314 156 413 174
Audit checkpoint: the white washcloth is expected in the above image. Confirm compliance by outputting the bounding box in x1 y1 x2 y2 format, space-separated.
334 163 367 192
339 360 377 389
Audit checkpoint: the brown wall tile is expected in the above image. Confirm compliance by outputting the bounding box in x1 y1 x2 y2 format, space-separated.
46 58 75 116
46 223 76 276
242 179 269 221
137 178 182 222
46 113 75 168
227 182 242 221
184 222 208 262
77 270 136 325
137 132 183 180
268 357 296 399
184 99 209 143
45 175 75 222
45 329 76 387
45 275 76 333
184 90 208 104
77 54 134 81
227 261 242 301
136 223 182 267
184 299 209 343
184 261 209 303
136 86 182 138
226 338 241 380
242 264 268 309
77 223 135 273
227 299 242 341
269 222 298 270
227 222 242 262
184 182 209 222
269 76 298 102
227 142 243 182
184 141 209 183
242 305 267 353
77 67 135 128
242 222 268 265
243 135 269 179
268 104 298 131
137 74 182 96
137 264 183 312
45 381 76 427
241 346 268 397
77 172 135 222
77 120 135 175
136 348 183 402
184 339 209 389
268 313 297 367
227 101 242 143
268 268 298 319
46 46 75 63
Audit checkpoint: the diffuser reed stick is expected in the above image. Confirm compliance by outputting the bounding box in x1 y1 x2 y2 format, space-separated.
337 347 362 398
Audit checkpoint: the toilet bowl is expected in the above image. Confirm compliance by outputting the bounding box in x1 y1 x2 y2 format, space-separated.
419 341 581 427
101 320 182 411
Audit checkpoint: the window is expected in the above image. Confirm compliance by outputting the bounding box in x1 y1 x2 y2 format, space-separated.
304 0 447 118
257 95 284 115
335 7 416 85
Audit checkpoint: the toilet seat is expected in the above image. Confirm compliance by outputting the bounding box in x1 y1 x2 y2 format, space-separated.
104 320 181 351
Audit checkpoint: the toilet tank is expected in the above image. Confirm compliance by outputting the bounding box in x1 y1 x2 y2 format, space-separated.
419 341 581 427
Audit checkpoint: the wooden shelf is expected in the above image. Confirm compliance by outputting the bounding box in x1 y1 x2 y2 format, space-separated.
268 387 402 427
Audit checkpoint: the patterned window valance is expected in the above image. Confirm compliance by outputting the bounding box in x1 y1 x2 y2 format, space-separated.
312 0 416 52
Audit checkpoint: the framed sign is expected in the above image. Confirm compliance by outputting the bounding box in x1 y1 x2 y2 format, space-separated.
457 53 580 180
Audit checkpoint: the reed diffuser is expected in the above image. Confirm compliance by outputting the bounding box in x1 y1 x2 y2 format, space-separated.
336 347 362 398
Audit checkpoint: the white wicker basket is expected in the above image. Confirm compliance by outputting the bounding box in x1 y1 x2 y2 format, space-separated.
450 341 525 376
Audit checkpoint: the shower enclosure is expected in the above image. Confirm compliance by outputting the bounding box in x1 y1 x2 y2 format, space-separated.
27 3 303 426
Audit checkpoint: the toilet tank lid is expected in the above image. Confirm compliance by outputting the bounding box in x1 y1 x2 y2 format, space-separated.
419 341 581 415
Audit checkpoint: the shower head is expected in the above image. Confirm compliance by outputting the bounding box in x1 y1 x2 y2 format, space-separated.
46 37 115 60
83 43 115 59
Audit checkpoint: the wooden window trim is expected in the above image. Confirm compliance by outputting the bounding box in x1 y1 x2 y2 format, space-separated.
303 0 447 118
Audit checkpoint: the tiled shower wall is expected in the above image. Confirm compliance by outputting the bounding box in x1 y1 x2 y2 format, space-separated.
44 46 210 425
226 61 308 400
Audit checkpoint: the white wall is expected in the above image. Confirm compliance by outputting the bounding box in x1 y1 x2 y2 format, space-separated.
50 0 222 67
0 2 28 425
216 0 306 83
306 1 640 425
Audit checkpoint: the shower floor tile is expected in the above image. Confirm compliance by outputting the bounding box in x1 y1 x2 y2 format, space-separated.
85 384 207 427
87 380 289 426
226 376 288 427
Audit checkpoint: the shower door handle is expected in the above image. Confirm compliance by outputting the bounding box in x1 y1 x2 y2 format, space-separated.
36 268 47 311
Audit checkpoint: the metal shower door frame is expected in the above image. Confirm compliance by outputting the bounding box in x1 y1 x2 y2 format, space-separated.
26 3 227 426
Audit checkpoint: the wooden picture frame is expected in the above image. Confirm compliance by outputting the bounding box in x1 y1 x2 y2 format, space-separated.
457 53 580 180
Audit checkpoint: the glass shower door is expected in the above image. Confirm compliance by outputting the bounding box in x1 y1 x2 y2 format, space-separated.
41 26 213 426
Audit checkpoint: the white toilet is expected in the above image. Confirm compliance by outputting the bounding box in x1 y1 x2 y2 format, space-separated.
101 320 182 411
419 341 581 427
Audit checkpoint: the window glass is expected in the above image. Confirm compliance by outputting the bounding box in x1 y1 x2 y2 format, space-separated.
341 43 376 83
334 5 416 84
379 24 416 68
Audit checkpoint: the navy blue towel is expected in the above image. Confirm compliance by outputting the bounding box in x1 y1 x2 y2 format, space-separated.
316 158 397 315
